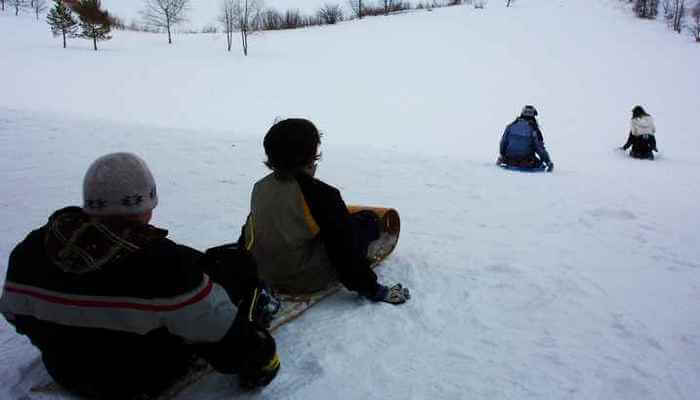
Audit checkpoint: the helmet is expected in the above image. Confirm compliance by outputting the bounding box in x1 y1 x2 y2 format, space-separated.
521 105 538 118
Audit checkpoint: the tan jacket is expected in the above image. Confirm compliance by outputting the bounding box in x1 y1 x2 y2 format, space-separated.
243 173 336 293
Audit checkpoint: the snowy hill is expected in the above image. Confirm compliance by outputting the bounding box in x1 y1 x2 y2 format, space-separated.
1 1 700 399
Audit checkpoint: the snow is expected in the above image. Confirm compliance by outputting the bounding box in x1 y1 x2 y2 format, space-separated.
2 0 700 399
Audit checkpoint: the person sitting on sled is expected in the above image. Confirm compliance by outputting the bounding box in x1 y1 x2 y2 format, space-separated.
239 118 410 304
0 153 280 399
620 105 658 160
498 105 554 172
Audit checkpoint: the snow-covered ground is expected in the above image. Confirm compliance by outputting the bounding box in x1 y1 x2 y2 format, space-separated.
2 0 700 399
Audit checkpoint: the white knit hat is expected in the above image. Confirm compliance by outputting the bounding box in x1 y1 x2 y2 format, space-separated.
83 153 158 216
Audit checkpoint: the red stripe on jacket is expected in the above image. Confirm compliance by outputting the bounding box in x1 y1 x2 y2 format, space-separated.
3 280 214 312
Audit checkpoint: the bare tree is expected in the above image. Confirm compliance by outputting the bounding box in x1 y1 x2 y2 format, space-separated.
382 0 393 15
32 0 47 20
219 0 236 51
691 2 700 41
260 8 282 30
283 8 302 28
141 0 189 44
347 0 363 19
506 0 513 7
1 0 6 12
230 0 263 56
662 0 674 20
318 3 343 24
672 0 686 32
634 0 659 18
9 0 28 15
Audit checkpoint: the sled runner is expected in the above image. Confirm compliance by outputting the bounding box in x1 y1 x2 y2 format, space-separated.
497 161 547 173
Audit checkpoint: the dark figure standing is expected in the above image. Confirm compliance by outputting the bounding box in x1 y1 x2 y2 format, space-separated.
240 119 410 304
499 105 554 172
620 106 658 160
0 153 280 399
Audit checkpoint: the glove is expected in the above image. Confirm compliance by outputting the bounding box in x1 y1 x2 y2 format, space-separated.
239 350 280 390
370 283 410 304
238 327 280 390
546 162 554 172
653 147 659 152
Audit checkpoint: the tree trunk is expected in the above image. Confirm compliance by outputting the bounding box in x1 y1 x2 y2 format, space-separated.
93 36 97 51
62 30 66 48
167 14 172 44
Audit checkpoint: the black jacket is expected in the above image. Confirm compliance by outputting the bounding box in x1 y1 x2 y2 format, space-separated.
0 207 274 398
622 133 657 158
295 172 380 296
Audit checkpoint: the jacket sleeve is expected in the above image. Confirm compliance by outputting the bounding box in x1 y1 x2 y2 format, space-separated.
294 173 379 296
193 288 276 375
630 120 638 136
500 126 509 157
151 244 238 344
184 244 275 375
533 129 552 165
621 133 633 150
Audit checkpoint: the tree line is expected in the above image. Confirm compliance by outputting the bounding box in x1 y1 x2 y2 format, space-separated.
10 0 697 54
35 0 472 54
627 0 700 40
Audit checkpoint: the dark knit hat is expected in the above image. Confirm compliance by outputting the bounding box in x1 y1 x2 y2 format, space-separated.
82 153 158 216
521 105 538 118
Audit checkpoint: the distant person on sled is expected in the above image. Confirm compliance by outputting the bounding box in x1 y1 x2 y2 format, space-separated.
619 105 658 160
239 118 410 304
0 153 280 399
498 105 554 172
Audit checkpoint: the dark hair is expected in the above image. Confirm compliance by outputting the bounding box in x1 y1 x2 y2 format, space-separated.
632 105 650 119
263 118 321 178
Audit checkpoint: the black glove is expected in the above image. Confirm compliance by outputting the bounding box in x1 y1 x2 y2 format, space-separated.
238 328 280 390
235 283 281 388
369 283 410 304
546 162 554 172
